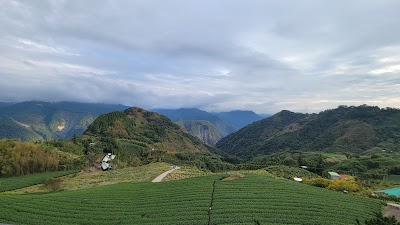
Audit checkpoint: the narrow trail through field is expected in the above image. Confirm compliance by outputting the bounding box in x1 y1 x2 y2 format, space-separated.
208 180 217 225
151 166 180 182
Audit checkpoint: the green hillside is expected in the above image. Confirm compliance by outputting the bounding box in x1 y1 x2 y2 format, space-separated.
0 174 383 225
0 101 129 141
84 107 210 154
0 115 43 141
0 139 84 178
82 107 232 171
216 105 400 158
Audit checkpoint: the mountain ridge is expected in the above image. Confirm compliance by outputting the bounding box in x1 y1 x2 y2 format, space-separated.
0 101 130 141
216 105 400 158
153 108 263 145
217 110 264 130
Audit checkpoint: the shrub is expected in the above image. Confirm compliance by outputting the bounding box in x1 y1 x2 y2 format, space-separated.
41 178 63 192
327 180 361 192
303 177 330 188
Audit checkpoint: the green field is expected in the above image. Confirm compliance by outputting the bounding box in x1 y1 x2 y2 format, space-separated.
0 173 383 225
388 175 400 183
0 170 79 192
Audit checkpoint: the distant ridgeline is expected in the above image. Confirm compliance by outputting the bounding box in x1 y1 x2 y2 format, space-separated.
216 105 400 158
153 108 263 146
0 101 129 141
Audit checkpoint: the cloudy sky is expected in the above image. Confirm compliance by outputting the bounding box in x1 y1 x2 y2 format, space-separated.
1 0 400 113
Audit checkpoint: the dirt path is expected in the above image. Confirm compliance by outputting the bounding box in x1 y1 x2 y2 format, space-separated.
151 166 180 182
384 203 400 222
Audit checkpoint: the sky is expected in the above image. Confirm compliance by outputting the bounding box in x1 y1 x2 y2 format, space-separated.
1 0 400 114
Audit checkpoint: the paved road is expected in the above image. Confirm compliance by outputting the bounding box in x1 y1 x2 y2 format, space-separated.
151 166 180 182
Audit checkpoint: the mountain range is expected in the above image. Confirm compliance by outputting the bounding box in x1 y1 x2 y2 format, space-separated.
3 102 400 173
153 108 263 145
216 105 400 159
0 101 129 141
0 101 264 146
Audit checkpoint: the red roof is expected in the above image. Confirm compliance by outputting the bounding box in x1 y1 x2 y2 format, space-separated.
339 174 347 180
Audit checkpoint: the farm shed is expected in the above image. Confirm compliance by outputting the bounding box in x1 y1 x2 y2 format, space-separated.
327 172 340 180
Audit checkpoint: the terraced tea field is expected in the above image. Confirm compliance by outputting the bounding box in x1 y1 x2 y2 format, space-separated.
211 175 382 225
0 174 383 225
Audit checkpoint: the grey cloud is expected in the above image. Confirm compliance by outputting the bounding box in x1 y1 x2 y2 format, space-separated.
1 0 400 114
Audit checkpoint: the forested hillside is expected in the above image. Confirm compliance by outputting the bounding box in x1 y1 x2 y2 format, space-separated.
216 105 400 158
0 139 84 178
0 101 129 141
85 107 210 153
84 107 231 171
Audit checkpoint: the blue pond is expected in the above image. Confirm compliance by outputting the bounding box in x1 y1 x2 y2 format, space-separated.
375 188 400 196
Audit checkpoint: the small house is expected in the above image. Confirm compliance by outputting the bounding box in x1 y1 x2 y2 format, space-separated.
327 172 340 180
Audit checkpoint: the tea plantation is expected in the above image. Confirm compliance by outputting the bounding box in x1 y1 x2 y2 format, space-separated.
0 174 383 225
0 170 79 192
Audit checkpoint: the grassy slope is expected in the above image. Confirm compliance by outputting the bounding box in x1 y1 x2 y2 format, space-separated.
0 174 383 225
0 170 79 192
6 163 172 194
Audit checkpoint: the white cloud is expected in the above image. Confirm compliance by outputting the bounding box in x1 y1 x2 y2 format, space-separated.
16 38 79 56
369 65 400 75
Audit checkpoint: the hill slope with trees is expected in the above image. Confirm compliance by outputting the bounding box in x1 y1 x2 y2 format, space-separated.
83 107 231 171
0 101 129 141
216 105 400 158
84 107 211 154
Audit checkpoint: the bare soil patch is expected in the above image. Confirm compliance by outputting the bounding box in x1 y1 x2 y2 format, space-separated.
222 173 245 181
384 203 400 222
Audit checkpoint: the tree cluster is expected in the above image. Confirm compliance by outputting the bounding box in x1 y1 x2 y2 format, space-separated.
0 139 83 177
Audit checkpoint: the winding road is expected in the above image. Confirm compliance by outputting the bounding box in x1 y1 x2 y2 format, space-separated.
151 166 180 182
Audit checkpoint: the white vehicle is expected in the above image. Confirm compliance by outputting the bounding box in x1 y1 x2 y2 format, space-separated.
100 153 116 171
